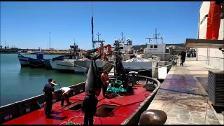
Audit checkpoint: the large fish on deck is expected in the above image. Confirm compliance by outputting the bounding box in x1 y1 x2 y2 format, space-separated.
85 60 102 96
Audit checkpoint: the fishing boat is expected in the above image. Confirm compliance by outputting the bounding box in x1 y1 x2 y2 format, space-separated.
50 52 107 73
1 40 161 125
50 58 77 72
43 59 52 69
50 43 81 72
18 53 45 68
74 59 106 73
18 53 30 67
122 55 153 77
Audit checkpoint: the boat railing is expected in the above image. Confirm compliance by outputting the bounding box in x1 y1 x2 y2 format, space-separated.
0 82 85 124
122 75 161 125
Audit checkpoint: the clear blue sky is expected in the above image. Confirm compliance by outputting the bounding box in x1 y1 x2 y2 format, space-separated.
1 1 201 50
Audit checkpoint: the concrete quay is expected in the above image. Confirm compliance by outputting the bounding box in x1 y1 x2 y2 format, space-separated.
147 58 224 125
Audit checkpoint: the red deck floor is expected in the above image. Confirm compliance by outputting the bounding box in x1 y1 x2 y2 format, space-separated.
4 84 151 125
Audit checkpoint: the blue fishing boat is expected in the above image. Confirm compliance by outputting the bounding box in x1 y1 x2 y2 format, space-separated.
18 53 45 68
18 53 30 67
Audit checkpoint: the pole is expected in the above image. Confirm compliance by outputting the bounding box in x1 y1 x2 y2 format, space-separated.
155 28 157 44
91 16 94 49
49 32 51 49
121 32 124 42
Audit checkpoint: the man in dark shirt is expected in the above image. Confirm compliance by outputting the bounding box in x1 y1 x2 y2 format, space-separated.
82 90 98 126
43 78 56 118
180 50 186 66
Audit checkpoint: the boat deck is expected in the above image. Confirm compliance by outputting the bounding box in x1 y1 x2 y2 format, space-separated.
4 83 151 125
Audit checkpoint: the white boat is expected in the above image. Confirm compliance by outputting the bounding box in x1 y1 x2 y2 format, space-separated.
50 42 82 72
50 59 76 72
73 59 107 73
123 56 152 71
50 56 107 73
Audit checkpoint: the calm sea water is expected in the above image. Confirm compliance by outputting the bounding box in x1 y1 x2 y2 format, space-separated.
0 54 86 106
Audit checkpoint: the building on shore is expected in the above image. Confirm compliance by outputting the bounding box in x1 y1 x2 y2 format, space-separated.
186 1 224 71
197 1 224 70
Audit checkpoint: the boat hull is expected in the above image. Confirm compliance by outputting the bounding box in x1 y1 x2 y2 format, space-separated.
18 59 30 67
43 59 52 69
28 59 45 68
73 60 106 73
50 59 76 71
50 59 105 73
18 54 30 67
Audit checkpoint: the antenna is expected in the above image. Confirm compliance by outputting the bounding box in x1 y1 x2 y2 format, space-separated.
73 38 76 46
155 28 158 44
93 32 104 47
121 32 125 43
49 32 51 49
146 28 163 44
145 38 151 43
96 32 101 41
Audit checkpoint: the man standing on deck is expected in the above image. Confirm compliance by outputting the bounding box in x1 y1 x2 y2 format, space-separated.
100 70 109 97
43 78 57 118
60 87 71 106
82 90 98 126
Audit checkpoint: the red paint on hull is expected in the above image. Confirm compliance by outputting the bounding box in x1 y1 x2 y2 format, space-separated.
4 84 151 125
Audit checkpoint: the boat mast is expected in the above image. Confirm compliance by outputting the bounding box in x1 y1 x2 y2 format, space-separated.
91 16 94 49
121 32 124 43
91 2 95 49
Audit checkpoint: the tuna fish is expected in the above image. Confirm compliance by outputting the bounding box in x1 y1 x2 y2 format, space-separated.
85 60 102 96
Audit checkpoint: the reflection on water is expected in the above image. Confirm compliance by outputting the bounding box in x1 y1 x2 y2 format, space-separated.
0 54 86 106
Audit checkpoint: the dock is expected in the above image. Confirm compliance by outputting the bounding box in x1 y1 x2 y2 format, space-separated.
147 58 223 124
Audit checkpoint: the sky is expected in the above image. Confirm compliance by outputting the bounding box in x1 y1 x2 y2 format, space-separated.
0 1 201 50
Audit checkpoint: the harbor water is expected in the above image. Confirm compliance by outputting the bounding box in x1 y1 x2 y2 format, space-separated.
0 54 86 106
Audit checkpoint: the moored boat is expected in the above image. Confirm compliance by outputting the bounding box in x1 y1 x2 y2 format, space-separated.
18 53 30 67
50 58 77 72
43 59 52 69
49 43 82 72
18 53 46 68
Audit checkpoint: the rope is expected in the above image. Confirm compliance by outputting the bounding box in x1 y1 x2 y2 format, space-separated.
60 114 84 125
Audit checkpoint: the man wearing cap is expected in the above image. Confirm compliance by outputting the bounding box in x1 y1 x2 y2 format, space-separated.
60 87 71 106
43 78 57 118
